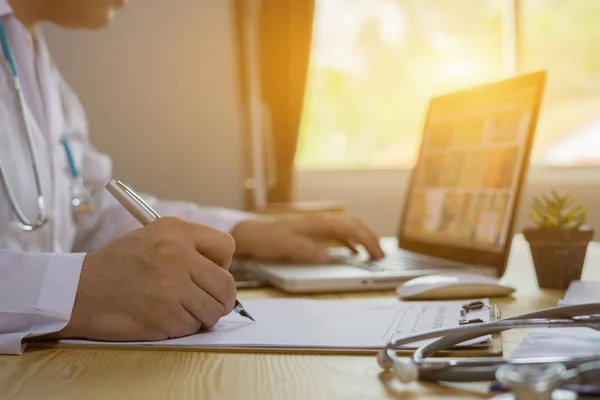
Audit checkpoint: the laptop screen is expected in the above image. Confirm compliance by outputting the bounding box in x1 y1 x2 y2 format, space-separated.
400 72 546 257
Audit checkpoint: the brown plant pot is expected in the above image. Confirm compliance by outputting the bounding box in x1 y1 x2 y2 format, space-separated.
523 227 595 289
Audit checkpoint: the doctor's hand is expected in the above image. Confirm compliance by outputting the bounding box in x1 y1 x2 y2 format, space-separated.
56 217 237 341
231 214 385 263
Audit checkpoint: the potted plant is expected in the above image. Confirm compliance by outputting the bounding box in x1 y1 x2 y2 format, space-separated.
523 191 595 289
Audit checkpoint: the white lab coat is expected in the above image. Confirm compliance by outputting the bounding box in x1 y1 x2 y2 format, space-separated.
0 4 251 354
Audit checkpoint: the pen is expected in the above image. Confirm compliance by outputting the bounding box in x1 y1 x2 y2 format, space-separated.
105 179 255 322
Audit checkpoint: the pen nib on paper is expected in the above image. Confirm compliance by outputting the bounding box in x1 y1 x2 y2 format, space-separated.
240 309 256 322
235 300 256 322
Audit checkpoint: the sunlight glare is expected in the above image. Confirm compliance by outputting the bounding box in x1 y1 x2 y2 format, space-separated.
442 60 482 78
429 31 456 53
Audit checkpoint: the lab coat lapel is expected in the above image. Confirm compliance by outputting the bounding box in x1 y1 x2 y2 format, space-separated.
32 29 69 251
31 30 59 144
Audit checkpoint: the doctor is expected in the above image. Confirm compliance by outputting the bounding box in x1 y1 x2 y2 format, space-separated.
0 0 384 354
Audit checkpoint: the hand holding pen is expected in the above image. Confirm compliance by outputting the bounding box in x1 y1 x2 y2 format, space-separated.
105 179 255 322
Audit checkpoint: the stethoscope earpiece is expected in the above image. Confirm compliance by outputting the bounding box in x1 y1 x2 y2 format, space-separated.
8 216 50 232
377 348 419 384
393 359 419 384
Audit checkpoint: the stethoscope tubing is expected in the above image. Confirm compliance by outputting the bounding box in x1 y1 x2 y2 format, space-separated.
0 21 47 231
0 21 92 231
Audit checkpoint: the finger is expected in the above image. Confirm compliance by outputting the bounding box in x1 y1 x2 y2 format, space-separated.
179 281 226 329
149 217 235 269
352 218 385 259
187 223 236 270
340 218 383 259
188 254 237 314
281 233 330 264
146 300 198 340
339 239 360 255
168 305 203 338
296 216 384 260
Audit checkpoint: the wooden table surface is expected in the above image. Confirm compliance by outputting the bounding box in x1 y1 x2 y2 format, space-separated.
1 236 599 400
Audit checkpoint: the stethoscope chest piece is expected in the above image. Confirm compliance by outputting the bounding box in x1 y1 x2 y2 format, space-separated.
69 176 93 218
490 364 578 400
60 137 94 219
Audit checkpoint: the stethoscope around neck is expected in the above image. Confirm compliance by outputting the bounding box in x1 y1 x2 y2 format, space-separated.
0 21 92 231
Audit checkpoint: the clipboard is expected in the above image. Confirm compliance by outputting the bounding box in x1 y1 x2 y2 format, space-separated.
29 300 503 357
30 339 503 357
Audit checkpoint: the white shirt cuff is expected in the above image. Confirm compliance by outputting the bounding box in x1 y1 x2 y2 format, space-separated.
0 252 84 354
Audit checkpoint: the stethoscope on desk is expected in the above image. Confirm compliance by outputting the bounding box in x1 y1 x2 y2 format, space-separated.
378 302 600 400
0 21 92 231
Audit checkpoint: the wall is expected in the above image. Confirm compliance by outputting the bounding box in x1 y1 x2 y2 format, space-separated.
296 168 600 237
42 0 246 209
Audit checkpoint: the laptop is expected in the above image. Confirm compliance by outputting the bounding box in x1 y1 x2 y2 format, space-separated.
248 71 547 293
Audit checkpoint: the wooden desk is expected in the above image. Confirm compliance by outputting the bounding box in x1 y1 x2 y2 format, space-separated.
1 236 599 400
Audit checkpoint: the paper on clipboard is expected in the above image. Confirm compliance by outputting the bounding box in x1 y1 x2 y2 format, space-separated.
511 281 600 359
57 298 495 351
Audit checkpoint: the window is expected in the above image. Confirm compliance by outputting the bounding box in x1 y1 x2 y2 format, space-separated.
522 0 600 166
296 0 600 169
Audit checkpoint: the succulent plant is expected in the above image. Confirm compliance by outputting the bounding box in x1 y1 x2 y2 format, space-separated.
530 190 587 229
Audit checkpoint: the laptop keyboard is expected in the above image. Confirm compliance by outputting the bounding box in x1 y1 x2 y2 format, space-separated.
341 249 456 272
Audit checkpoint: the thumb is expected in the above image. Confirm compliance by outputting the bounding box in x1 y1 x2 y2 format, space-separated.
282 234 330 264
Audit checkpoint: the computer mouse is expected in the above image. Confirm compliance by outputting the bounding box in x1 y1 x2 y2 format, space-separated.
396 272 515 300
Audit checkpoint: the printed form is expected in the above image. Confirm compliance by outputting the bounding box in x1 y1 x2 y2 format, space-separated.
60 298 492 350
511 280 600 359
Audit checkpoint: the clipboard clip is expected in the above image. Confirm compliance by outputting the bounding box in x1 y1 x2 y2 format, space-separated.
459 301 491 325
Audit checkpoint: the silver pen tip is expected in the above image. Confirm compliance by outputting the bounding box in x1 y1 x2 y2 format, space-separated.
235 300 256 322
